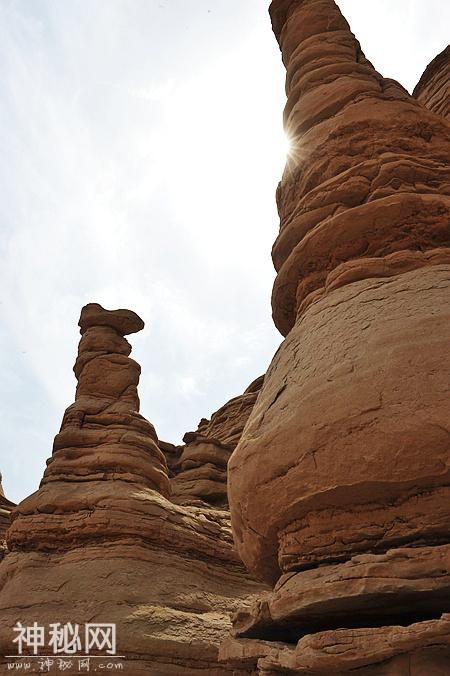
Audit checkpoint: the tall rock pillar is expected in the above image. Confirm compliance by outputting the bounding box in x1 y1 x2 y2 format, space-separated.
226 1 450 672
0 304 263 673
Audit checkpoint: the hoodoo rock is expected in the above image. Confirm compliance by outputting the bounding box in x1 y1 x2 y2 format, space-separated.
0 304 264 673
227 0 450 673
0 3 449 675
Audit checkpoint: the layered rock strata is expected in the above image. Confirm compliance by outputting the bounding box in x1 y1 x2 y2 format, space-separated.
220 615 450 674
227 0 450 673
0 304 264 674
162 375 264 509
414 45 450 120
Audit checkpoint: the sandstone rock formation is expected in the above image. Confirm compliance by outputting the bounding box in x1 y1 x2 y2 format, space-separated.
414 45 450 120
227 0 450 673
162 375 264 509
0 473 15 559
0 304 264 673
1 3 449 675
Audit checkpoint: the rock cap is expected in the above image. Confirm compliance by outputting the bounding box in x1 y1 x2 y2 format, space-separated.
79 303 144 336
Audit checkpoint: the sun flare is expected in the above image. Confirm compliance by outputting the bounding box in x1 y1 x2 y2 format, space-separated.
282 133 293 160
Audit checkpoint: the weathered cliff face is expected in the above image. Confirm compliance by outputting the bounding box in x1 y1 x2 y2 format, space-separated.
0 473 15 559
163 375 264 509
226 0 450 673
414 45 450 121
0 304 264 674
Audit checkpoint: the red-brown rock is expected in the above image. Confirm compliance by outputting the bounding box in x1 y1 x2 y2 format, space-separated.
227 1 450 673
0 305 265 673
414 45 450 120
162 375 264 509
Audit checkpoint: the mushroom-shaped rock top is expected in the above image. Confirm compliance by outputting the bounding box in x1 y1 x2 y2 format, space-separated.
78 303 144 336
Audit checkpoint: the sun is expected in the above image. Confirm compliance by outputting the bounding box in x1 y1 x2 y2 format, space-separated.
282 133 293 160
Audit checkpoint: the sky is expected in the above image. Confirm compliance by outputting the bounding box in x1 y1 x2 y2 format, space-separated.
1 0 448 504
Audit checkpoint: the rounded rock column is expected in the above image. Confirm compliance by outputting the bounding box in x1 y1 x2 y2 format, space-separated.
228 0 450 655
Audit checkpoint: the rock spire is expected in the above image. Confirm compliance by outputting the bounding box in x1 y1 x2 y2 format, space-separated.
226 1 450 673
0 304 264 672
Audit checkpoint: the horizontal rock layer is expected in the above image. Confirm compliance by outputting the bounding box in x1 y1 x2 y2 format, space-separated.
0 305 266 672
220 617 450 674
162 376 264 509
266 0 449 335
232 545 450 642
230 263 450 584
1 503 263 673
227 2 450 673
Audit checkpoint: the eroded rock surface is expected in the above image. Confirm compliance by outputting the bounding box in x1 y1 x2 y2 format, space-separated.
220 616 450 674
1 2 448 674
162 375 264 509
414 45 450 121
0 304 264 673
227 0 450 673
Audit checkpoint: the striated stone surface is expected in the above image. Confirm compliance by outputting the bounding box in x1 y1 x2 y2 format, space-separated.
1 2 449 674
219 636 289 671
414 45 450 120
266 0 450 337
193 376 265 449
256 616 450 674
220 617 450 674
0 304 264 673
232 545 450 641
227 0 450 674
230 262 450 585
163 375 264 509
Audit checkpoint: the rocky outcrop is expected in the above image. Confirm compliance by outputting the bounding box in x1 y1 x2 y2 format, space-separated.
1 3 448 674
162 375 264 509
414 45 450 120
0 304 264 673
220 615 450 674
227 0 450 673
0 473 15 559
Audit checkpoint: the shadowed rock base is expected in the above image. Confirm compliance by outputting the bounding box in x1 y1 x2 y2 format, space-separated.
220 616 450 674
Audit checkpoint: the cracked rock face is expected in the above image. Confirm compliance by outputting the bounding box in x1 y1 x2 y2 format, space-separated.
0 304 264 673
227 0 450 673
